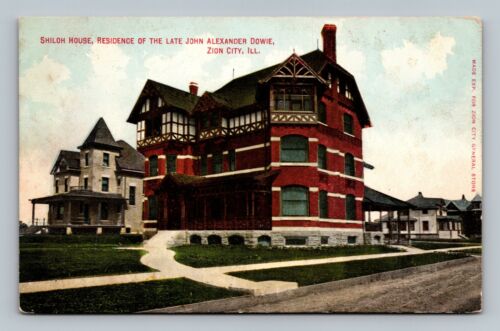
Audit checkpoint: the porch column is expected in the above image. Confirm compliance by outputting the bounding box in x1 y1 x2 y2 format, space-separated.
223 195 227 229
121 203 125 226
67 201 72 225
407 208 411 244
97 202 101 224
31 202 35 226
396 210 401 244
203 198 207 229
180 195 186 229
386 210 391 243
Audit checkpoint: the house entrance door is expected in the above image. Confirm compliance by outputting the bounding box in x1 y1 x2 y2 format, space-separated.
167 195 181 230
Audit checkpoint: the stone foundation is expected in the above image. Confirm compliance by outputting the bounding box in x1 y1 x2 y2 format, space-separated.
159 229 384 247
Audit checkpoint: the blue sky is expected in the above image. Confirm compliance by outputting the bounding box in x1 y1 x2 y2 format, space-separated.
19 17 482 221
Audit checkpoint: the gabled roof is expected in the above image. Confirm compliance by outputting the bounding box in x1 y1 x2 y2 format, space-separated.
50 150 80 175
128 49 371 127
127 79 199 122
115 140 145 174
78 118 121 151
407 192 445 210
260 53 328 84
445 198 470 212
472 194 482 202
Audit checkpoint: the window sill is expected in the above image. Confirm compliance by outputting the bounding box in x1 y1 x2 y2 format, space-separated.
343 132 355 138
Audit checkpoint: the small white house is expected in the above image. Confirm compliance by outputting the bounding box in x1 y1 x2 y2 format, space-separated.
380 192 463 240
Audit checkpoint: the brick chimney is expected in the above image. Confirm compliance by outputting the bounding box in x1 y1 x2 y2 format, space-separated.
189 82 198 95
321 24 337 62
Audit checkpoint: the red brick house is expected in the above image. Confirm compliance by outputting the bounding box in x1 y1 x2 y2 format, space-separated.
127 24 373 246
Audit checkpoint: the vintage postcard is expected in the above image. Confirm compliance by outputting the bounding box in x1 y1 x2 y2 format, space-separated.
19 17 482 313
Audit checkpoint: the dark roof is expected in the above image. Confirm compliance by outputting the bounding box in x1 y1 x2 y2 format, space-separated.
445 198 470 212
78 118 122 150
156 170 280 191
363 186 415 210
437 215 462 221
407 192 445 210
50 150 80 174
472 194 482 202
208 50 370 127
127 80 199 122
31 190 126 204
128 49 371 127
378 214 417 222
115 140 145 174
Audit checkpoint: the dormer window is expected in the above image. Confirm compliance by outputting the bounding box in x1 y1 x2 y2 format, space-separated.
158 97 164 108
141 98 150 113
345 84 353 100
137 120 145 141
274 86 314 112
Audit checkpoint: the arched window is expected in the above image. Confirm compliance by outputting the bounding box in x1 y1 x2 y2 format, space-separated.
257 235 271 247
228 235 245 245
280 135 308 162
207 235 222 245
318 144 327 169
189 235 202 244
319 190 328 218
346 194 356 220
318 102 326 123
149 155 158 176
282 186 309 216
345 153 355 176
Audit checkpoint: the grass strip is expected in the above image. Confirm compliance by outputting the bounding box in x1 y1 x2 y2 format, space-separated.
20 278 243 313
229 252 468 286
20 242 154 282
172 244 401 268
410 241 478 250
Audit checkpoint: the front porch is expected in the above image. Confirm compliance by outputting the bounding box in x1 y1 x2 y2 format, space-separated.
30 188 127 234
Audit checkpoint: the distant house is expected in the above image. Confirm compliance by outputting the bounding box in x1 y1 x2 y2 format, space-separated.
446 194 482 238
30 118 145 234
378 192 463 240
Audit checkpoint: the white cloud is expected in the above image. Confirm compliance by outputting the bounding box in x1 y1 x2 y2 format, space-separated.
337 46 366 77
263 47 304 66
144 33 219 92
19 55 72 106
87 44 130 86
381 33 455 86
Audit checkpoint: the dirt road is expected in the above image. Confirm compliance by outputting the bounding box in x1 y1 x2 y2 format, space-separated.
237 257 481 313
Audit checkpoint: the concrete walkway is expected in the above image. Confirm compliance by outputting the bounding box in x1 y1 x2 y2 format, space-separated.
19 231 481 295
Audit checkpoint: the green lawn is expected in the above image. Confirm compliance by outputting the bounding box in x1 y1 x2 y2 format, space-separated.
172 245 402 268
20 278 243 313
229 252 468 286
410 241 479 251
20 235 154 282
456 247 482 255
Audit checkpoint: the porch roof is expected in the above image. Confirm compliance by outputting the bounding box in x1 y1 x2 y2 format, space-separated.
31 190 126 204
363 186 415 211
155 170 281 192
437 215 462 222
